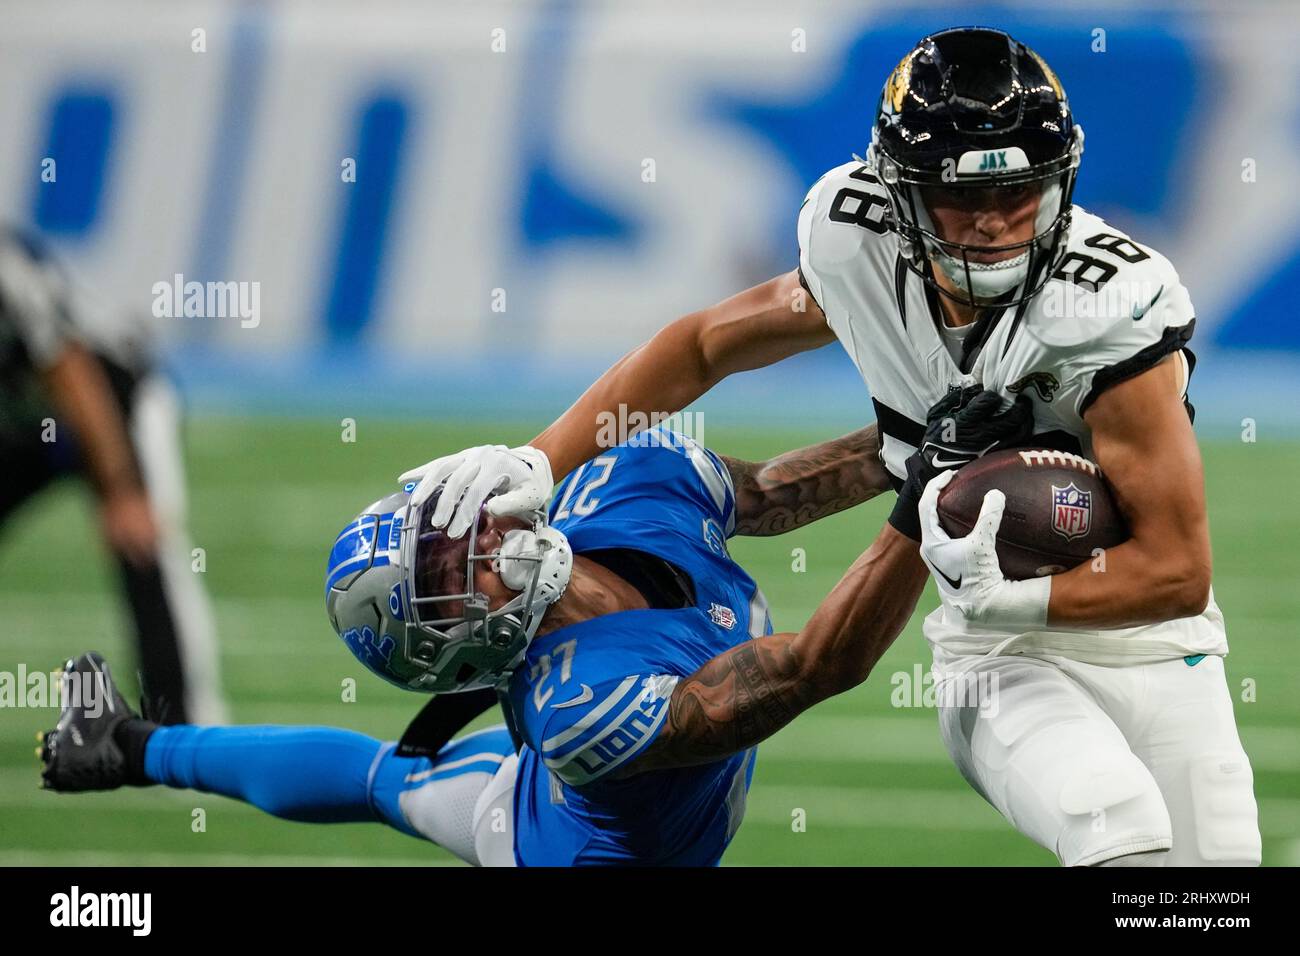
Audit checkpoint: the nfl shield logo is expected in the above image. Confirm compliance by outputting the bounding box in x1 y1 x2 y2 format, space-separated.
708 603 737 630
1052 483 1092 541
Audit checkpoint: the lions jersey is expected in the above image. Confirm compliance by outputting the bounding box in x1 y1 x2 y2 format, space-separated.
506 430 772 865
798 160 1227 667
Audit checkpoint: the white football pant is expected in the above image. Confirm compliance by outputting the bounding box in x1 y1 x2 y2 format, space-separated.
934 653 1260 866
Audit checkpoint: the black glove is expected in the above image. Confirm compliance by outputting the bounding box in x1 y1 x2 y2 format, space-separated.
888 386 1034 541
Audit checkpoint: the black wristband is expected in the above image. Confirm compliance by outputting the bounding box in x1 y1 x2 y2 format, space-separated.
887 482 923 543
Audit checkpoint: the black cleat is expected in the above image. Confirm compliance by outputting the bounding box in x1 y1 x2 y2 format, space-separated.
39 652 139 792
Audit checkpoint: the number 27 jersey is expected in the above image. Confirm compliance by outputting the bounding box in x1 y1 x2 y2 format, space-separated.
506 432 772 865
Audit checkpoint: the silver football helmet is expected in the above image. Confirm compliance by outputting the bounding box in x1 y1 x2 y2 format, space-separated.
324 485 572 693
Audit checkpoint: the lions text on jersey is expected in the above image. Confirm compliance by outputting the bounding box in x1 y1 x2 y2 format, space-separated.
798 161 1226 667
506 430 772 865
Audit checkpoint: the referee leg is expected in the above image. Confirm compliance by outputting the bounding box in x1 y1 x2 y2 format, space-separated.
125 372 227 725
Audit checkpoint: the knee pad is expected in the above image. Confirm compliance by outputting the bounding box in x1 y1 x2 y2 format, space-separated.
1057 752 1172 867
1180 751 1261 866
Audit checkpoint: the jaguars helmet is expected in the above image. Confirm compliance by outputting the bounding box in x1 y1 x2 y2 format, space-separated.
865 26 1084 307
324 485 572 694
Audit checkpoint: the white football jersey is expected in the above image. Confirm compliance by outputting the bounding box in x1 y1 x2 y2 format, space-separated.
798 161 1228 666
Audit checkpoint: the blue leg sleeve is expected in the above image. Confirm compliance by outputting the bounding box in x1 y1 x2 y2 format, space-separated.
143 725 424 826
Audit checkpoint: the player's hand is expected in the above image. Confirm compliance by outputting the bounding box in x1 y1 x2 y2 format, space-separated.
100 487 160 569
888 387 1033 541
917 386 1034 476
398 444 554 539
917 470 1048 628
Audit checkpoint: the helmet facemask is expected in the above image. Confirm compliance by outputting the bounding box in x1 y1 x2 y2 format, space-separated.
394 490 573 693
868 123 1084 310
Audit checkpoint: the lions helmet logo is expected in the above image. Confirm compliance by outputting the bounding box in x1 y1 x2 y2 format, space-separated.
341 625 397 672
1051 483 1092 541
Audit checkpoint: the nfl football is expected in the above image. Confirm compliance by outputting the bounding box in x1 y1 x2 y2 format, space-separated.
936 449 1129 580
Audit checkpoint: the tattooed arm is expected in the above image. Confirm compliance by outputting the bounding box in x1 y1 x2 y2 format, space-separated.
718 424 892 536
619 522 928 776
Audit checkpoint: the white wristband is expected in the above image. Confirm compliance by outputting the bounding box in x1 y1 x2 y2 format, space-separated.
974 575 1051 630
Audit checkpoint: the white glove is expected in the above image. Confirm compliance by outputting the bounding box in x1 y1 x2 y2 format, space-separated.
918 470 1050 629
398 444 554 539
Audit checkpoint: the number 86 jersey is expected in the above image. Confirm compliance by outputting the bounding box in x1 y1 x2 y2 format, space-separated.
798 160 1198 481
797 160 1228 668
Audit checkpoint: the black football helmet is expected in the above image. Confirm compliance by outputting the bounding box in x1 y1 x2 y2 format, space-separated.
864 27 1084 308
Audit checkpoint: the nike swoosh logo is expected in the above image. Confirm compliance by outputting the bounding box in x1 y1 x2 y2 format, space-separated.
926 440 999 471
935 567 963 590
552 684 594 710
1132 285 1164 320
930 453 974 469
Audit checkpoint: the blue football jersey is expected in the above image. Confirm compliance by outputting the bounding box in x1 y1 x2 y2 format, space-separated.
507 430 772 865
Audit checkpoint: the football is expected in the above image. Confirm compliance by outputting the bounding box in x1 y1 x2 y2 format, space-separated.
936 449 1129 580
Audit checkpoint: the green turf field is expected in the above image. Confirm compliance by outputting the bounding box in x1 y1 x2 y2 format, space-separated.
1 418 1296 866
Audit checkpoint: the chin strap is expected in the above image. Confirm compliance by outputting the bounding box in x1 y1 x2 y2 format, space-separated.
496 527 571 594
495 525 574 638
933 246 1032 300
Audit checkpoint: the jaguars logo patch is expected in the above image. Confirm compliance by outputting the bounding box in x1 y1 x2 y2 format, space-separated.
1007 371 1061 402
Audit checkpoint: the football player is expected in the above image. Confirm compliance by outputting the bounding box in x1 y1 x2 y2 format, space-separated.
401 28 1260 865
0 226 225 724
46 423 998 865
